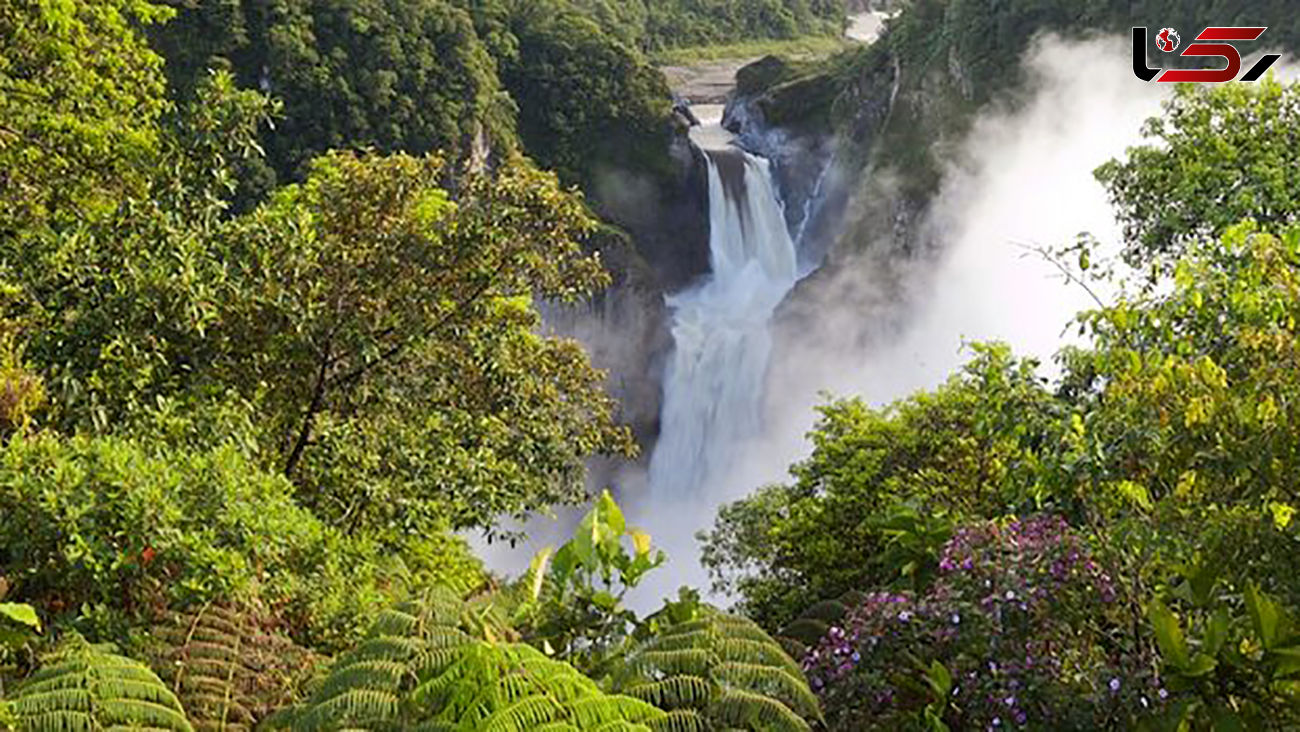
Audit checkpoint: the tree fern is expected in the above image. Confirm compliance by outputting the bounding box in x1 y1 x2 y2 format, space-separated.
151 602 316 730
270 587 478 731
272 587 661 730
10 633 193 731
611 609 822 731
411 642 663 731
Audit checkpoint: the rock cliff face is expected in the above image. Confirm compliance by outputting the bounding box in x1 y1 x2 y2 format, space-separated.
722 50 898 273
592 133 712 295
545 122 711 468
713 14 989 350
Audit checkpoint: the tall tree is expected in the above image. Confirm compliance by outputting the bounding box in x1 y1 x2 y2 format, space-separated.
0 0 171 237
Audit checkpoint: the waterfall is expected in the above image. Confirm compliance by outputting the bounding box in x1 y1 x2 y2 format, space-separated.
648 141 798 498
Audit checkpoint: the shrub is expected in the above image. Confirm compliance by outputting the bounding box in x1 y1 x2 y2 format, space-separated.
805 516 1151 730
0 432 483 649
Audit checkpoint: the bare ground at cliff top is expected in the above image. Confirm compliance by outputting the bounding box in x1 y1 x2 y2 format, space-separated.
661 60 753 105
660 13 888 104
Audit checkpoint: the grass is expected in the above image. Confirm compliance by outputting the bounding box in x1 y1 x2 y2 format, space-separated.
651 35 852 66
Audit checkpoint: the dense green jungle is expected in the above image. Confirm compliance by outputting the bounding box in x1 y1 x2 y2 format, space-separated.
5 0 1300 729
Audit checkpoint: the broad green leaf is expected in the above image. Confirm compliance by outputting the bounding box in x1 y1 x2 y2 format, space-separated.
0 603 40 631
529 547 554 601
1208 705 1244 732
1183 654 1217 678
925 660 953 699
597 489 626 536
1148 598 1190 668
1204 608 1230 657
1245 583 1281 650
1272 647 1300 679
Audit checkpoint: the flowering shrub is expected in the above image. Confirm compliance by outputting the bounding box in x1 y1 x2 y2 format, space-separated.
805 516 1165 729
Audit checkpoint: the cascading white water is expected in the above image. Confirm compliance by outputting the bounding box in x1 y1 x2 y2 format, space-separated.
647 136 798 498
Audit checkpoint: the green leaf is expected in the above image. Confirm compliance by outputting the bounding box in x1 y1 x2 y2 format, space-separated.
1270 647 1300 679
591 591 619 611
529 547 554 602
1182 654 1218 678
1148 598 1190 668
597 489 626 536
1116 480 1153 511
571 512 598 568
1204 608 1230 657
1245 583 1281 650
1269 501 1295 530
1185 561 1219 608
924 706 951 732
1208 705 1244 732
0 603 40 631
925 660 953 699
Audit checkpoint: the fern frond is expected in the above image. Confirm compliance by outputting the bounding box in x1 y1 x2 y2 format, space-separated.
11 634 192 732
609 607 821 731
151 602 315 731
711 662 820 719
648 709 708 732
623 676 714 710
276 589 657 730
708 688 811 731
292 687 402 730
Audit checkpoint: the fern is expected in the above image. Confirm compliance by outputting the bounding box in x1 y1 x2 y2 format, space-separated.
273 587 661 730
413 643 664 731
10 633 193 731
611 609 822 731
151 602 316 731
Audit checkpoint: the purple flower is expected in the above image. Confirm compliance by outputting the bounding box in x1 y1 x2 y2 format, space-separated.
1109 678 1121 693
1158 688 1168 700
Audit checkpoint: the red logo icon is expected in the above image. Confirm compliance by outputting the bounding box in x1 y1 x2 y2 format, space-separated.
1133 26 1280 83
